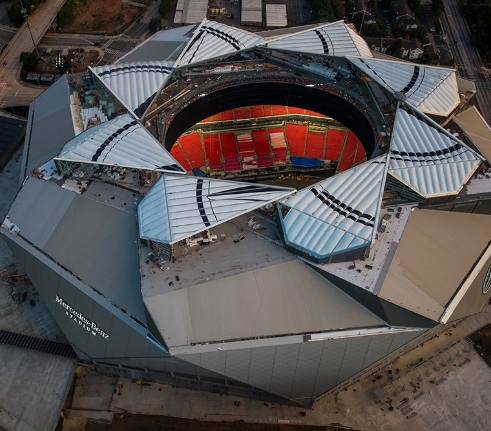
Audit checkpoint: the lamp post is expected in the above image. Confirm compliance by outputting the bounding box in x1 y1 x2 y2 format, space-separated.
19 0 39 58
353 9 371 35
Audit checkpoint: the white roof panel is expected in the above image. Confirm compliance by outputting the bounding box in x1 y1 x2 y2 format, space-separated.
91 62 174 118
175 19 265 67
138 176 295 244
260 21 373 57
280 155 388 259
389 105 483 198
347 57 459 116
55 113 185 173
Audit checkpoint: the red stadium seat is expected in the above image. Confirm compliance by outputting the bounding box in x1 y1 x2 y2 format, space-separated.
170 143 193 171
338 131 366 171
285 123 308 156
325 129 347 163
305 132 326 159
178 132 205 169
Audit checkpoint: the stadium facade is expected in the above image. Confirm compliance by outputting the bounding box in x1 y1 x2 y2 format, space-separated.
2 20 491 407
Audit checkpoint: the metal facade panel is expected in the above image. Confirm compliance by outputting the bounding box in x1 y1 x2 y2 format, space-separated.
138 175 294 244
280 155 388 259
290 341 324 400
247 345 276 390
269 343 300 398
225 349 252 383
336 336 371 384
163 357 199 374
3 233 167 361
84 301 114 358
42 191 148 324
6 177 75 249
125 328 155 358
199 351 227 375
25 77 75 174
388 330 422 352
2 235 26 268
56 113 184 173
362 334 393 369
313 338 348 394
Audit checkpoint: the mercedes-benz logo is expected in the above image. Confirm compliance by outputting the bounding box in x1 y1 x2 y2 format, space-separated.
483 265 491 295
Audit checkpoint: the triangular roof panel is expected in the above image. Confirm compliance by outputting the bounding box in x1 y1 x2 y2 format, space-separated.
389 104 483 198
55 113 185 173
347 57 459 116
138 176 295 244
90 62 174 118
174 19 264 67
260 21 373 58
279 154 388 260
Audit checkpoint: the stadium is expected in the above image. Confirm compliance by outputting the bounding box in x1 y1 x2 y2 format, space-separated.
2 20 491 407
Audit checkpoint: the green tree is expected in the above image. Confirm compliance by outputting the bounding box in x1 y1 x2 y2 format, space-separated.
387 38 403 58
369 0 377 13
346 0 355 15
388 0 398 20
390 19 405 38
19 51 37 70
411 0 422 18
7 0 40 27
311 0 344 22
159 0 176 17
57 0 76 28
148 17 161 32
416 25 428 42
431 0 444 18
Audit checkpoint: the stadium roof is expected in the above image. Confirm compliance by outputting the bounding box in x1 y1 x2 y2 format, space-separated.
6 177 148 324
347 57 460 116
22 77 76 177
138 176 295 244
175 20 264 67
91 62 174 118
278 155 388 260
453 105 491 163
145 259 386 347
260 21 373 57
55 113 185 173
117 26 194 63
378 209 491 322
388 104 483 198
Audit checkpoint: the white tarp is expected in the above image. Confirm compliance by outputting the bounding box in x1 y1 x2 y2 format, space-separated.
279 155 388 259
389 105 483 198
260 21 373 58
55 113 185 173
347 57 460 117
138 175 295 244
91 62 174 117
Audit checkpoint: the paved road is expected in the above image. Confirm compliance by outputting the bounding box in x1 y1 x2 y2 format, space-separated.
0 0 66 108
442 0 491 123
